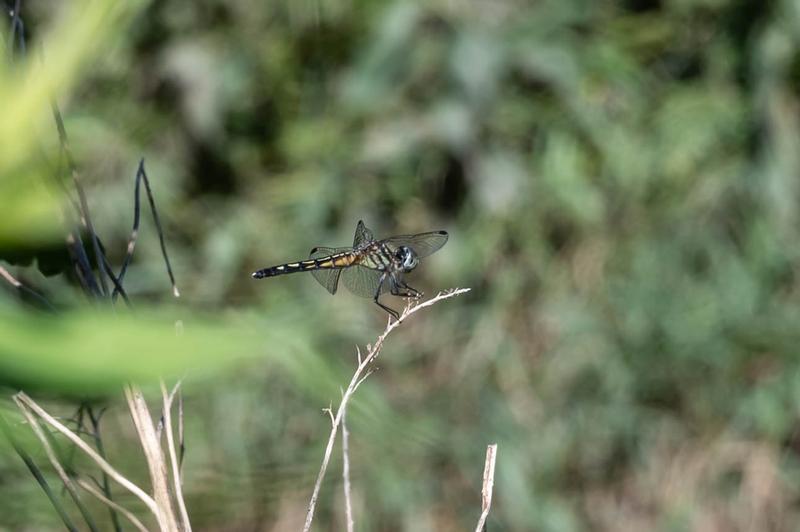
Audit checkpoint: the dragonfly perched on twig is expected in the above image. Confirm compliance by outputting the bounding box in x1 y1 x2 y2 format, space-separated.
252 220 449 319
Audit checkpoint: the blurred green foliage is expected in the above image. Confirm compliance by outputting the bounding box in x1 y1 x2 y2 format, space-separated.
4 0 800 530
0 304 274 392
0 0 146 244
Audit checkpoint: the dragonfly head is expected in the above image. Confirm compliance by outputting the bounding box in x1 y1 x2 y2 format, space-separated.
396 246 419 272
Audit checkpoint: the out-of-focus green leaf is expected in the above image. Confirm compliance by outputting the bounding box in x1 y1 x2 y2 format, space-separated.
0 305 266 394
0 0 147 244
0 167 60 245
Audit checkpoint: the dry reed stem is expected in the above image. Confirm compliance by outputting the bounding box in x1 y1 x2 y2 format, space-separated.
302 288 470 532
161 379 192 531
475 443 498 532
13 392 161 518
124 385 180 532
76 479 150 532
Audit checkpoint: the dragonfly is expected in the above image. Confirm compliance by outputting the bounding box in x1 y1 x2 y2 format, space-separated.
252 220 448 319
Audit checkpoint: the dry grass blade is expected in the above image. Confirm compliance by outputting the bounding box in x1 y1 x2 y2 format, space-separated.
302 288 470 532
13 392 161 519
0 412 78 531
161 379 192 531
14 398 99 531
86 406 123 532
124 385 180 532
76 478 150 532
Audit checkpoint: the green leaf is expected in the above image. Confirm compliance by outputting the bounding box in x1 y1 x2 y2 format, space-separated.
0 305 269 394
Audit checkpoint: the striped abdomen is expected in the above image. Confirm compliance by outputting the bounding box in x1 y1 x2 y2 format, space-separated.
252 252 357 279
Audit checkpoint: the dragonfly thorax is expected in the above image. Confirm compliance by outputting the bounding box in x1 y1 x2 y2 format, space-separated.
395 246 419 272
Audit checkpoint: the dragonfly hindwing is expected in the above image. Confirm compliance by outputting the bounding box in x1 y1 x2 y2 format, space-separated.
308 246 350 294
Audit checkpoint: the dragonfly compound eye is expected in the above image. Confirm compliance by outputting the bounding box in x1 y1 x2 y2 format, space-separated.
397 246 419 271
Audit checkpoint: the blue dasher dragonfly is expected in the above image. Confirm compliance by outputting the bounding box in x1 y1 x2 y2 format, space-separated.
252 220 448 319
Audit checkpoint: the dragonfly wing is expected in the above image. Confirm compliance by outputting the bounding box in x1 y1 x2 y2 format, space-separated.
341 265 389 298
310 269 341 295
384 231 449 259
308 246 350 295
352 220 375 247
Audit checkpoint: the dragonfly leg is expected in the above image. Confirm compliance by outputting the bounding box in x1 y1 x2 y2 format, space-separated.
374 272 399 320
390 275 422 299
403 283 422 299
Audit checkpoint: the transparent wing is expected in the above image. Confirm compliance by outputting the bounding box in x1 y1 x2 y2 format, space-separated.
353 220 375 247
341 265 389 298
384 231 449 259
308 246 350 295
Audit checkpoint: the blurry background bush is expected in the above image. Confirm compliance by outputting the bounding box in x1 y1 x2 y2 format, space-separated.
3 0 800 530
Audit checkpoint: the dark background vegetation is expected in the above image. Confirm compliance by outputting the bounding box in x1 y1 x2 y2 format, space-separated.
3 0 800 530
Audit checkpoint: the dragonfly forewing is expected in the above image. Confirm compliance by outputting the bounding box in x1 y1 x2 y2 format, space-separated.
353 220 375 247
384 231 448 258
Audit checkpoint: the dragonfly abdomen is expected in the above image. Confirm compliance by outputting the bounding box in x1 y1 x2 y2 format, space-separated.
252 253 356 279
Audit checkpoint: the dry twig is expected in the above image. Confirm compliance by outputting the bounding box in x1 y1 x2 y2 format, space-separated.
475 443 498 532
302 288 470 532
342 408 354 532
